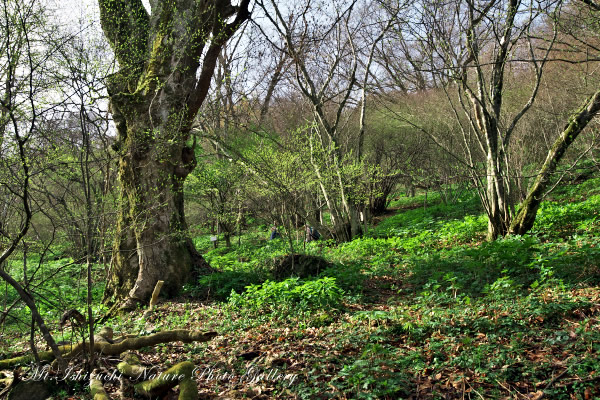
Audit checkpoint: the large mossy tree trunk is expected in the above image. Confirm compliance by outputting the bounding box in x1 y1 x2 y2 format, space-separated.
509 90 600 235
99 0 250 308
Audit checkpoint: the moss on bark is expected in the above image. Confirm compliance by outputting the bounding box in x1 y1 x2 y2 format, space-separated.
99 0 250 308
177 378 199 400
0 344 73 369
90 377 110 400
117 361 147 379
134 361 194 397
509 90 600 235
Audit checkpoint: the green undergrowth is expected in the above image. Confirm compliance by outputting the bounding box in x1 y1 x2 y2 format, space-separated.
188 182 600 305
0 259 107 353
5 179 596 398
152 179 600 398
321 284 600 399
373 193 483 239
228 277 345 317
135 263 600 399
532 194 600 238
2 179 600 400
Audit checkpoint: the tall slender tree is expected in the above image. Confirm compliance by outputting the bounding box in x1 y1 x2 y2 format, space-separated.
98 0 250 309
0 0 67 369
256 0 394 241
379 0 561 239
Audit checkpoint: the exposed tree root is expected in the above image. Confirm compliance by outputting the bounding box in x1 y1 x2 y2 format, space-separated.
90 376 110 400
0 329 217 369
178 377 199 400
117 353 147 379
116 352 142 398
134 361 197 399
65 329 217 359
0 370 18 398
0 345 72 369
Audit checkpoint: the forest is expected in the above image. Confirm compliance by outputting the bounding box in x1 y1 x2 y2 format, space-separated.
1 0 600 398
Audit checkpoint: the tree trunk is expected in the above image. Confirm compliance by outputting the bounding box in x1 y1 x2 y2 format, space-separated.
485 168 505 240
510 90 600 235
98 0 250 308
349 204 362 239
484 157 513 240
104 107 203 304
370 194 388 215
472 93 513 240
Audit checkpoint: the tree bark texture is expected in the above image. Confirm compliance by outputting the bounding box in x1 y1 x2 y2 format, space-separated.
459 0 522 240
98 0 250 307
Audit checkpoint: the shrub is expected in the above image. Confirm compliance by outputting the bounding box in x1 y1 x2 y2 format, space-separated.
270 254 333 280
228 277 344 315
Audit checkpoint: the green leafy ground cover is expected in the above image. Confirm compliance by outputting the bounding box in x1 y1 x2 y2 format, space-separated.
0 259 107 352
2 180 600 399
118 180 600 399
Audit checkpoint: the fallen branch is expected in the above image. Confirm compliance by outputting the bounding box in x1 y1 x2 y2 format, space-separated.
149 281 164 311
144 281 165 318
0 330 217 369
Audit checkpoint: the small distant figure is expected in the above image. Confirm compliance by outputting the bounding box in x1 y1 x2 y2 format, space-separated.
305 225 321 242
269 226 281 240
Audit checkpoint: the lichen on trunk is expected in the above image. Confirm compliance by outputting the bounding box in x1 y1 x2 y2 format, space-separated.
104 114 201 306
